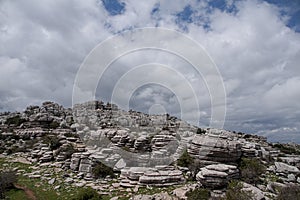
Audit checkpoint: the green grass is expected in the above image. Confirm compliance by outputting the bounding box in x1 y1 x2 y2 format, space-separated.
0 157 184 200
5 188 31 200
0 157 92 200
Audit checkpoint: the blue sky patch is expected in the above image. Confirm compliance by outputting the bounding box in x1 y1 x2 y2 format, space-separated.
176 5 194 23
102 0 125 16
264 0 300 32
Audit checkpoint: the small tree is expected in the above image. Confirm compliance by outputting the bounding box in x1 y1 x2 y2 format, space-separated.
177 149 194 168
177 149 202 180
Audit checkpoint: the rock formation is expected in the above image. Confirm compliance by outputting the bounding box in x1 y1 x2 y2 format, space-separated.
0 100 300 199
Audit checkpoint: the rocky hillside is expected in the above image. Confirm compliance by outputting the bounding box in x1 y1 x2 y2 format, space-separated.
1 101 300 199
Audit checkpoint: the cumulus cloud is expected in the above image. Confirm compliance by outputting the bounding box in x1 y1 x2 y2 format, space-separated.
0 0 300 142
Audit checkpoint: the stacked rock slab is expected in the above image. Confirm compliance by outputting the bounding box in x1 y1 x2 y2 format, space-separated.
139 168 184 186
120 166 185 187
196 164 239 188
188 134 242 166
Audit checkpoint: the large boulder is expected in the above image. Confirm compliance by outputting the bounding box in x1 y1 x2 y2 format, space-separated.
196 164 239 188
189 135 242 165
274 162 300 174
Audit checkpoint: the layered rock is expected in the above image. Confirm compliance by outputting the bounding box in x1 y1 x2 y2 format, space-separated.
189 134 242 166
120 166 184 187
196 164 239 188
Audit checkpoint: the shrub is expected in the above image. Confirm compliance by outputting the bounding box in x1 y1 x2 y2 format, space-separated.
49 121 60 129
5 115 26 126
62 144 77 159
277 185 300 200
239 158 266 184
72 187 103 200
0 171 18 199
196 128 206 134
92 162 115 179
273 143 300 155
224 180 253 200
64 132 79 138
186 188 210 200
42 135 61 150
177 149 194 168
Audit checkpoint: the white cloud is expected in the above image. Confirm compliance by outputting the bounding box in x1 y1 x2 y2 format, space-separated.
0 0 299 142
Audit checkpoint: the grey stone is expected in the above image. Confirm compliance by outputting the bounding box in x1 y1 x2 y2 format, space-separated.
275 162 300 174
48 178 56 185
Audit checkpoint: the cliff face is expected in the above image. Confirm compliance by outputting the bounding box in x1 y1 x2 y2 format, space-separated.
1 101 300 199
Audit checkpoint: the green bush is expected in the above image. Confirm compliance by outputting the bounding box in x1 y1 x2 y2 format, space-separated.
62 144 77 159
273 143 300 155
196 128 206 134
224 180 253 200
49 121 60 129
0 171 18 199
177 149 202 180
240 158 266 184
5 115 26 126
186 188 210 200
177 149 194 168
72 187 103 200
42 135 61 150
92 162 115 179
277 185 300 200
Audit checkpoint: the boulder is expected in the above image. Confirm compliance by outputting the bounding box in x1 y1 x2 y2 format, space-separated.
196 164 239 188
189 135 242 165
275 162 300 174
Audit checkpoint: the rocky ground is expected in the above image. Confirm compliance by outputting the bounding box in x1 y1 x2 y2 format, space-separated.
1 101 300 199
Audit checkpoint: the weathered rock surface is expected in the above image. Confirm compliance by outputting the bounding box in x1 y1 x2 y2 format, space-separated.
189 134 242 165
120 166 184 187
1 100 300 199
196 164 239 188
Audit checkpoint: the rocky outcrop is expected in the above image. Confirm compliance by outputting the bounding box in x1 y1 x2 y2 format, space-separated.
196 164 239 188
120 166 184 187
189 134 242 166
1 100 300 199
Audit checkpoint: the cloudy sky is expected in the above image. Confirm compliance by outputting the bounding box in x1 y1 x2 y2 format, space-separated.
1 0 300 143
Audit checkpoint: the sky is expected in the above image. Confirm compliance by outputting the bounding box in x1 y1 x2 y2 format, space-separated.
0 0 300 143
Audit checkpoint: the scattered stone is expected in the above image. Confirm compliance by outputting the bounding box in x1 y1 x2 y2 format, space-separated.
48 178 56 185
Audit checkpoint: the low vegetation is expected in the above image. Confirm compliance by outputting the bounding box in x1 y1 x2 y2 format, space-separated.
42 135 61 150
177 149 201 180
0 170 18 199
196 128 206 134
186 188 210 200
177 149 194 168
224 180 253 200
239 158 266 184
5 115 27 126
72 187 103 200
92 162 115 178
48 121 60 129
277 184 300 200
273 143 300 155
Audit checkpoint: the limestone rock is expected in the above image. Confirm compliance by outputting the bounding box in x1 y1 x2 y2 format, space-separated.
196 164 239 188
189 135 242 165
275 162 300 174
